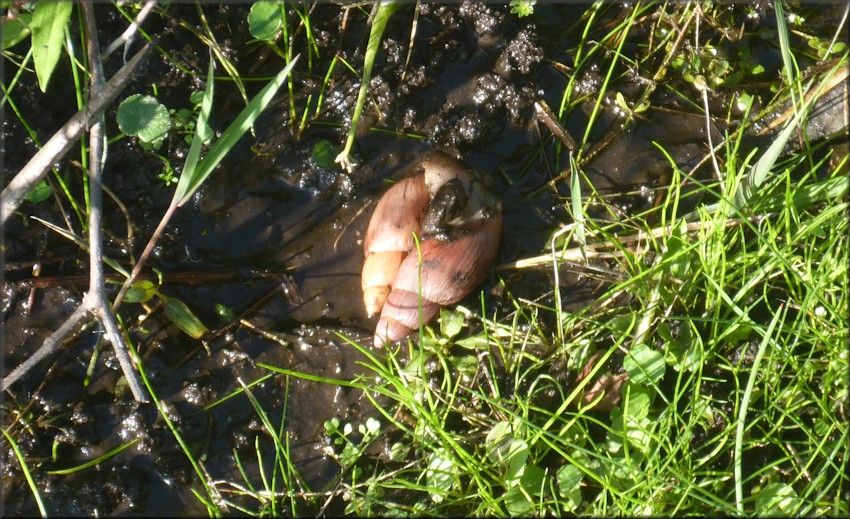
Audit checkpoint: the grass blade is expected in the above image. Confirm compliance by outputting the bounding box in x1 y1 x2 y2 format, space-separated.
734 304 787 514
174 55 300 207
732 62 842 208
46 440 139 475
3 427 48 517
171 55 214 207
335 0 403 171
774 1 797 87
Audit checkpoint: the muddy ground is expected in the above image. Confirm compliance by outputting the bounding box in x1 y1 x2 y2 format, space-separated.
2 2 844 516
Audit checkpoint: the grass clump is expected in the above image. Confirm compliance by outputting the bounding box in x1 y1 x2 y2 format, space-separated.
255 3 848 516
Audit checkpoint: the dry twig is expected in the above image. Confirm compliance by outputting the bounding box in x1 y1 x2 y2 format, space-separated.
2 1 149 402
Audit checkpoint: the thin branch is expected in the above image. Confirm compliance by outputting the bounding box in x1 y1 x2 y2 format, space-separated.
1 306 89 392
102 0 159 61
81 0 148 402
111 201 176 309
1 41 152 226
2 1 149 402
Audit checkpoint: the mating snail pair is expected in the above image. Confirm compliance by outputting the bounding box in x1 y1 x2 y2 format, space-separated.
361 151 502 347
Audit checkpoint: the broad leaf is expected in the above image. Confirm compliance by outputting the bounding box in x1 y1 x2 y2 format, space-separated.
426 449 456 503
160 294 209 339
439 308 464 338
2 13 33 50
623 343 665 385
248 1 282 41
311 139 341 170
124 280 157 304
32 1 73 92
117 95 172 144
25 179 51 203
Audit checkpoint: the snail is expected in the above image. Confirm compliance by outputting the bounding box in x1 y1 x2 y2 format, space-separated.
362 151 502 347
361 174 431 318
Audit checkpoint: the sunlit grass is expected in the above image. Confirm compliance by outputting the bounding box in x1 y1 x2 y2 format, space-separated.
2 2 847 517
293 117 847 515
251 3 848 516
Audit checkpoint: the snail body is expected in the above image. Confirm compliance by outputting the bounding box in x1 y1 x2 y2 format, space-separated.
362 151 502 347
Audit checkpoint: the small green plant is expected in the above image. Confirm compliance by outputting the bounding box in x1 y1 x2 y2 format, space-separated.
31 0 73 92
335 0 404 171
323 417 388 515
509 0 536 18
116 89 207 186
324 417 382 469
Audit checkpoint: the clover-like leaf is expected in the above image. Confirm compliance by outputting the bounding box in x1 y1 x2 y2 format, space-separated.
124 280 157 304
25 179 52 204
556 464 583 504
311 139 341 171
117 94 172 145
426 449 456 503
623 343 665 385
248 1 282 41
439 308 464 338
755 482 799 515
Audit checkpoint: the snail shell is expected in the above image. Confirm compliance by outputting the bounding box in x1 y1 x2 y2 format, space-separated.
361 174 430 317
363 151 502 348
373 213 501 347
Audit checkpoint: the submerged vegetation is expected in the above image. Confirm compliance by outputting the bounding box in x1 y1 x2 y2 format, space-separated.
2 1 848 516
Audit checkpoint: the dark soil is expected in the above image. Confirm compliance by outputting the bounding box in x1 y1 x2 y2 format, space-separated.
3 2 844 516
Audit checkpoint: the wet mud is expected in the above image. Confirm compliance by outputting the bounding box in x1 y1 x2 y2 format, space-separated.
3 2 846 516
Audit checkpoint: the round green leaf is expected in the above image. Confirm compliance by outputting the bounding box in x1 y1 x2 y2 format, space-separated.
439 308 464 338
505 486 533 515
117 94 172 144
518 465 547 500
556 464 583 499
25 179 52 204
755 482 799 515
662 220 691 279
426 449 456 503
388 441 410 462
485 421 512 461
311 139 341 170
248 1 282 41
622 385 651 421
505 439 529 484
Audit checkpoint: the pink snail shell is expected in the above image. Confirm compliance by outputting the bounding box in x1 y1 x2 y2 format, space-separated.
361 151 502 348
361 174 430 317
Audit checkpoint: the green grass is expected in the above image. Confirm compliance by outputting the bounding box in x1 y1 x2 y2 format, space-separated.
245 3 848 516
279 119 848 515
2 2 847 517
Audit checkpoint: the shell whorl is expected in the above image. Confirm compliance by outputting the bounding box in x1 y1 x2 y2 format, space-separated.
361 175 430 317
